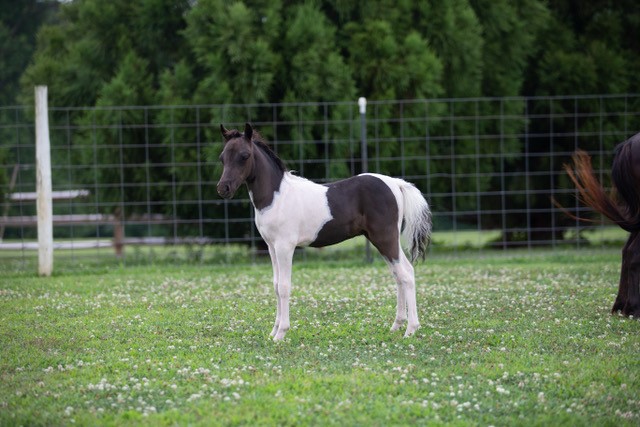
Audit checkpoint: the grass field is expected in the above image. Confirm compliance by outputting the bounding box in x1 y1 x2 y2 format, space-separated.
0 226 629 273
1 248 639 425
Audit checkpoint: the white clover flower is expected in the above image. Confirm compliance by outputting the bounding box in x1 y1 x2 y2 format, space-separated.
496 386 509 395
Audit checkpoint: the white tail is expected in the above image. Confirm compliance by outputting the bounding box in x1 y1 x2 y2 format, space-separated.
399 182 432 263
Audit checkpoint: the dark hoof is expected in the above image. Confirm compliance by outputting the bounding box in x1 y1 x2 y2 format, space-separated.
615 302 640 318
611 300 626 314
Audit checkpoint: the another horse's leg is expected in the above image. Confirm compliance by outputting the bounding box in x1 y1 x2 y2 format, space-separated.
612 235 632 313
623 231 640 317
268 244 280 338
273 243 295 341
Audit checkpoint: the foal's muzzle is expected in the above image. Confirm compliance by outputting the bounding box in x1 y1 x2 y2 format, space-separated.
217 181 235 199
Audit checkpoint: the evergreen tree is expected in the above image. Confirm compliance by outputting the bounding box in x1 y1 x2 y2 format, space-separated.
276 2 356 179
0 0 57 106
21 0 190 107
470 0 549 97
0 0 59 202
76 51 159 215
184 0 281 105
519 0 640 244
9 0 640 245
20 0 192 225
417 0 484 98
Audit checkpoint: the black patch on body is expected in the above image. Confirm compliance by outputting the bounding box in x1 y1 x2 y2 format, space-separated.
310 175 400 260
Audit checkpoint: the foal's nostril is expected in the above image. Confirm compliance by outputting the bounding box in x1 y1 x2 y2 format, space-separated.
217 182 231 197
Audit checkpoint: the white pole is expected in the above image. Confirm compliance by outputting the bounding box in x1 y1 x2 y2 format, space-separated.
358 97 371 263
35 85 53 276
358 97 367 173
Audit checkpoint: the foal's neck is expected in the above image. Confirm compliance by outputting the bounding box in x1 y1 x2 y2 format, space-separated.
247 144 284 211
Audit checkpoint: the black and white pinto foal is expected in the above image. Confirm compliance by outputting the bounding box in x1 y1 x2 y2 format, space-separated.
217 123 432 341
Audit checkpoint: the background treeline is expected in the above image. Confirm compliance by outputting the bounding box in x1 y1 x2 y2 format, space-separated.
2 0 640 244
9 0 640 106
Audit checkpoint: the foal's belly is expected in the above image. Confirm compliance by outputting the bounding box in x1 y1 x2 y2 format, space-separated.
309 215 365 247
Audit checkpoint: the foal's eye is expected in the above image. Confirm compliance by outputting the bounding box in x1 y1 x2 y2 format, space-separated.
239 152 250 161
218 154 224 165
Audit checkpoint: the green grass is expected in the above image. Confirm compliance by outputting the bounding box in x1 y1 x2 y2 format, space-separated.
0 226 629 274
1 248 639 426
431 226 628 249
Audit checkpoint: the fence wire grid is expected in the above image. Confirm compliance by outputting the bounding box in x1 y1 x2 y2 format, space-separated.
1 94 639 268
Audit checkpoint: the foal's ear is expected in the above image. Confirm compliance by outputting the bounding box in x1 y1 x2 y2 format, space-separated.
220 124 232 141
244 123 253 142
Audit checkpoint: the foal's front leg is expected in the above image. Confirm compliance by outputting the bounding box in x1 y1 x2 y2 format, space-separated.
268 244 280 337
272 243 295 341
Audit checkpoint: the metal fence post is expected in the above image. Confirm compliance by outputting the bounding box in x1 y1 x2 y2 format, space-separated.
358 97 372 263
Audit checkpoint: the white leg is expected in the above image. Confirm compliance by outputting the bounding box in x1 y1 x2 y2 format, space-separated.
273 243 294 341
268 244 280 338
387 250 420 337
401 253 420 337
400 252 420 337
390 262 407 332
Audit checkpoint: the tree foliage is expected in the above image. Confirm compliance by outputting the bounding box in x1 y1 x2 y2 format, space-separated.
0 0 58 106
4 0 640 241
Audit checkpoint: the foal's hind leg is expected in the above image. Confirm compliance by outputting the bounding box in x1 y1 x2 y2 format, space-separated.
390 250 420 337
369 234 406 332
376 242 420 337
389 262 408 333
372 232 420 337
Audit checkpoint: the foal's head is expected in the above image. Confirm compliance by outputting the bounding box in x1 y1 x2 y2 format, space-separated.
217 123 255 199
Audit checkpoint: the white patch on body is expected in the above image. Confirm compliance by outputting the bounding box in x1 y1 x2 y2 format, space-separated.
254 172 333 247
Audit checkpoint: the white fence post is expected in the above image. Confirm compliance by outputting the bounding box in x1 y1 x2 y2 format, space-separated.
358 97 372 263
35 85 53 276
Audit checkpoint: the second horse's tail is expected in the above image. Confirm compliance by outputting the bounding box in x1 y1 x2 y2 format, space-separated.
565 144 640 233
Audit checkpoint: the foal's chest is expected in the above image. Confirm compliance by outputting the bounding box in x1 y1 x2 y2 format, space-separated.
253 175 333 246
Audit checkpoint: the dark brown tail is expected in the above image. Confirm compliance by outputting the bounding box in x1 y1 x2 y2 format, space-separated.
564 146 640 232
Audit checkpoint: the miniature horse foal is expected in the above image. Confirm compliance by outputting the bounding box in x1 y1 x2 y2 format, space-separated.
217 123 432 341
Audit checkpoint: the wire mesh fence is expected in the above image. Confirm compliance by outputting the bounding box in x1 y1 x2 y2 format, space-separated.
1 94 639 270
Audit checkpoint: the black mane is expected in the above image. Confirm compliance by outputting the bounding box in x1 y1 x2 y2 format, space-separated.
250 131 287 173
